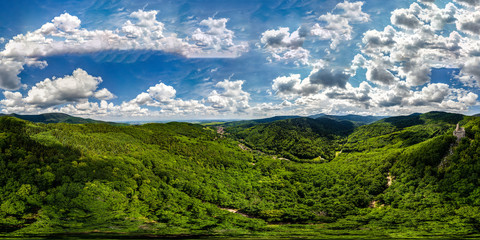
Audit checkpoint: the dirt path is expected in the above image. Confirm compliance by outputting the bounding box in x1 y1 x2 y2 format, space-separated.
216 126 224 135
238 142 291 161
387 172 393 187
219 207 252 218
238 143 251 151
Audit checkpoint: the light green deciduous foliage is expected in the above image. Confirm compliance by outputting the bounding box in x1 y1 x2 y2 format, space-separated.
0 111 479 236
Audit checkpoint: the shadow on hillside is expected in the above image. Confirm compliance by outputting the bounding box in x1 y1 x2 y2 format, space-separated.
383 114 425 129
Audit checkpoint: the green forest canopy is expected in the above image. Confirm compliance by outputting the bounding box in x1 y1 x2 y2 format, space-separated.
0 111 479 237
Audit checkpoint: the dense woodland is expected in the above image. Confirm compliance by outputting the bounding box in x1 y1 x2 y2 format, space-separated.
0 111 479 237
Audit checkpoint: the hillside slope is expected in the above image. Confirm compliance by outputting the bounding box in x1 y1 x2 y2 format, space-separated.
0 111 479 237
1 113 120 125
311 114 387 125
233 117 355 161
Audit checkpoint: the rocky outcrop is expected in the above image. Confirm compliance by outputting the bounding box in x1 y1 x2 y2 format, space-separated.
453 123 465 142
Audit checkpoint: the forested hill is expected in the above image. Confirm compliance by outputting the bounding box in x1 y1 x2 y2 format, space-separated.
309 114 387 124
0 113 120 125
217 115 301 131
231 117 356 161
224 112 465 162
219 114 384 132
1 111 480 237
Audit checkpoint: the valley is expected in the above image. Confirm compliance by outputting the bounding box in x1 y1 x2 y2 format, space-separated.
0 111 479 238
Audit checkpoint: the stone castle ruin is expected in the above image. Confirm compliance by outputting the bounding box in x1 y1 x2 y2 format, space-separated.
453 123 465 142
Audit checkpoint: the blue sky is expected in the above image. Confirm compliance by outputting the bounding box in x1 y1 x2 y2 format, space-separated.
0 0 479 120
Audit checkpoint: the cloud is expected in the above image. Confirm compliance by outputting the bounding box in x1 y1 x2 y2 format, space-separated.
354 1 480 89
309 68 350 88
418 0 436 4
0 91 23 108
120 79 252 116
264 0 479 116
22 68 106 107
260 1 369 64
361 26 396 55
260 27 310 65
366 64 397 86
418 2 456 30
57 100 150 118
131 92 152 105
190 17 248 57
456 9 480 35
409 83 450 105
336 1 370 22
128 81 208 114
0 76 254 118
147 82 176 102
457 91 478 105
454 0 480 7
250 102 283 113
94 88 116 100
373 82 411 107
271 66 350 99
0 10 248 90
53 13 81 32
457 57 480 87
261 27 305 49
207 79 250 112
272 74 304 98
324 81 372 105
2 10 246 59
311 1 370 49
270 72 477 117
0 60 24 90
0 91 39 114
2 1 480 119
391 3 423 29
400 61 431 86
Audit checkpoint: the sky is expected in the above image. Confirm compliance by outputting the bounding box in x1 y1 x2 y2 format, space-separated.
0 0 480 121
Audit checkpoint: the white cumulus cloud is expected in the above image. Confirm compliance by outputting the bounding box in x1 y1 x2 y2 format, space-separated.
24 68 105 107
0 10 248 90
311 1 370 49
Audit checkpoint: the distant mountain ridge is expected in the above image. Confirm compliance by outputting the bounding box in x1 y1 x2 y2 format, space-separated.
221 111 466 162
229 116 357 161
309 114 387 124
221 114 386 130
218 115 301 129
0 113 121 125
379 111 464 128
